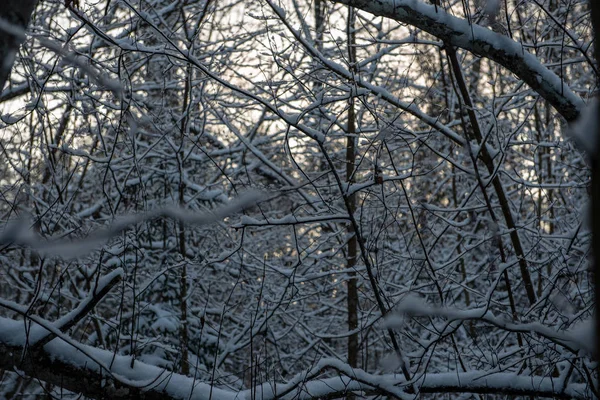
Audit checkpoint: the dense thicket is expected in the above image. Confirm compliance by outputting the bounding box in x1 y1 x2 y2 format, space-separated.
0 0 596 398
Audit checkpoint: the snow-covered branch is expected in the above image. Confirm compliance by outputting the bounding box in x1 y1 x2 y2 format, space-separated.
0 191 263 257
330 0 585 122
386 300 595 356
0 339 592 400
235 214 349 227
0 320 237 400
0 0 594 398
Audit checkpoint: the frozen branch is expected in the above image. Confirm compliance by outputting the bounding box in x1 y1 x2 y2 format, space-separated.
0 191 264 257
0 340 591 400
235 214 349 227
330 0 585 122
29 268 124 349
386 301 594 355
0 318 238 399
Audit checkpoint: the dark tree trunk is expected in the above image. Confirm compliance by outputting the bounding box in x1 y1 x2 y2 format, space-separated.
346 6 359 372
0 0 38 90
588 0 600 360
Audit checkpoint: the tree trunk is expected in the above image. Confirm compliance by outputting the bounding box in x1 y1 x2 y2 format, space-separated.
588 0 600 360
345 5 359 371
0 0 38 90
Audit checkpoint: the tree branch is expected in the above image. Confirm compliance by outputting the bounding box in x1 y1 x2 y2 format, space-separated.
0 341 592 400
330 0 585 122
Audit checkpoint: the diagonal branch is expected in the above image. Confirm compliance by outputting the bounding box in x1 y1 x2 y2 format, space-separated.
0 317 235 400
30 268 124 349
0 269 124 350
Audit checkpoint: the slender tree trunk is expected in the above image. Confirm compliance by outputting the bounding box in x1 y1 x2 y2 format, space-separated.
314 0 324 62
178 63 192 375
345 6 359 371
446 47 536 306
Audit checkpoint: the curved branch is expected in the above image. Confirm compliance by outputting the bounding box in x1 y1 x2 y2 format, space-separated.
251 358 592 399
0 324 235 400
330 0 585 122
0 333 591 400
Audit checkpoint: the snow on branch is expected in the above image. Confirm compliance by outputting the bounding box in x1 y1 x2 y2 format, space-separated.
0 337 591 400
251 358 592 399
0 318 238 400
331 0 585 122
385 297 595 356
0 191 264 258
0 269 123 347
0 271 590 400
235 214 350 227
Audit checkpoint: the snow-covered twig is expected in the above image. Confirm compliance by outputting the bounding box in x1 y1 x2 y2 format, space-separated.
0 191 264 257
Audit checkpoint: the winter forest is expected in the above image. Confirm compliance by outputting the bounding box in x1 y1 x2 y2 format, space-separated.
0 0 598 398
